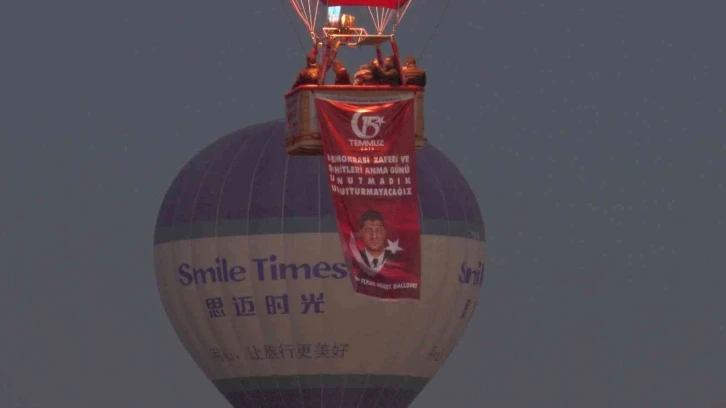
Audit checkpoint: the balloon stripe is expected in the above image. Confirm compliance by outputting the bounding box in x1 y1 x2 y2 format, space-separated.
214 132 262 406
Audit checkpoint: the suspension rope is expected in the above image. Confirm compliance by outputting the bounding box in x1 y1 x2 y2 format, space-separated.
381 9 395 32
309 0 320 34
391 0 413 32
368 7 393 34
416 0 452 61
367 0 412 34
368 7 382 33
281 0 311 51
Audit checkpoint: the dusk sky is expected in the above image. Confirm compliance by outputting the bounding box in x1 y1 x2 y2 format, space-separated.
2 0 725 407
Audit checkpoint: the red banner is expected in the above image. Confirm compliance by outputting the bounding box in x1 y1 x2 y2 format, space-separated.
315 96 421 300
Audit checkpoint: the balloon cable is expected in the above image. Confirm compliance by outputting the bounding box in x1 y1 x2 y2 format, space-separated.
280 0 308 53
417 0 452 61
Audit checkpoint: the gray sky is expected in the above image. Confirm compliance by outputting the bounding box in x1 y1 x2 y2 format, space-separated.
2 0 725 407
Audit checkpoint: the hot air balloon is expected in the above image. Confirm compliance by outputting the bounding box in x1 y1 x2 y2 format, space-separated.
153 119 486 407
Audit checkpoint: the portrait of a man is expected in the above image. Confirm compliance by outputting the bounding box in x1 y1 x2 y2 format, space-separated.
354 209 405 277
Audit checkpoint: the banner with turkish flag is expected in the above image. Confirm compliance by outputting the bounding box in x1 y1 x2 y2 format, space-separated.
314 94 422 300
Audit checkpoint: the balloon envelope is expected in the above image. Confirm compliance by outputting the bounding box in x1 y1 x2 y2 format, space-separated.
153 119 487 407
320 0 411 9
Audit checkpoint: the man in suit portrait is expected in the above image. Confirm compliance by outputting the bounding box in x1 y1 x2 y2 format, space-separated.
348 209 420 291
357 209 399 274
